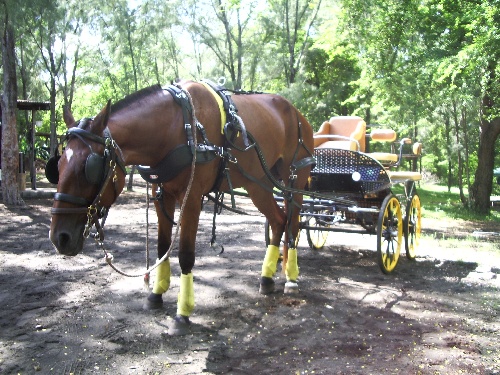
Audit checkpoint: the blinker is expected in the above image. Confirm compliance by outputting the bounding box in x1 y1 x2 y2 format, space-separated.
45 155 61 184
45 152 105 186
85 152 106 185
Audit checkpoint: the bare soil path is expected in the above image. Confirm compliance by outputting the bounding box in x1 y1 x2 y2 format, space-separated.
0 182 499 374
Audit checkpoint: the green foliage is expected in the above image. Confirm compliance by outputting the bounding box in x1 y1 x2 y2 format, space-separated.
420 183 500 222
3 0 500 213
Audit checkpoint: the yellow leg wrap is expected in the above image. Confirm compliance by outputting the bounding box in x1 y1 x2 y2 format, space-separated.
285 248 299 281
177 273 195 317
261 245 280 278
152 258 171 294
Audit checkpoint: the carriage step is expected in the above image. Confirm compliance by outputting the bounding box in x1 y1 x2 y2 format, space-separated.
387 171 422 182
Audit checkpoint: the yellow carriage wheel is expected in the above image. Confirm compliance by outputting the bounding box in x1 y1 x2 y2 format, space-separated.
405 194 421 260
306 213 329 250
377 194 403 274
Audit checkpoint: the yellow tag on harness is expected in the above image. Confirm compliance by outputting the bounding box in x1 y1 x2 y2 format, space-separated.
200 81 226 134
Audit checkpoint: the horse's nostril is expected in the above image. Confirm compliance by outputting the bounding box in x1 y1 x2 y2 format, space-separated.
58 232 72 249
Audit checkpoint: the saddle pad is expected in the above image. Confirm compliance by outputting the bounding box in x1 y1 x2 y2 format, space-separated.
200 81 226 134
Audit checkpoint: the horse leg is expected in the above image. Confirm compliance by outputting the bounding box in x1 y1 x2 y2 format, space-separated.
245 183 287 294
167 195 200 336
143 185 176 310
282 191 303 294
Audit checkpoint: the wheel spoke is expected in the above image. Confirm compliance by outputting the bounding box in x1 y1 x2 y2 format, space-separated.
307 213 329 250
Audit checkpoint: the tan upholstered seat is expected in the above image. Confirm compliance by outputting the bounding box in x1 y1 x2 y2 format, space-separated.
369 152 399 163
313 116 366 152
368 128 398 163
370 129 397 142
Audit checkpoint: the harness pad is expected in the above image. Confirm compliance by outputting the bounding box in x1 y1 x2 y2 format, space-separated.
137 144 217 184
200 81 226 134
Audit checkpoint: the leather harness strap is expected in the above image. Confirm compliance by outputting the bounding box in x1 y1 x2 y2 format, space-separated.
51 123 126 241
136 85 223 184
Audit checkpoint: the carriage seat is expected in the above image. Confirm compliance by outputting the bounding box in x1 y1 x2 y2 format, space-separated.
387 170 422 182
313 116 366 152
369 129 423 176
388 141 423 181
367 129 399 163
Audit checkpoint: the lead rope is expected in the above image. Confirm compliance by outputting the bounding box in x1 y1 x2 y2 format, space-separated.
99 85 199 279
144 181 151 290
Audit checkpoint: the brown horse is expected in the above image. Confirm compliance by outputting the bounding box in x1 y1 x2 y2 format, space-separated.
49 80 314 335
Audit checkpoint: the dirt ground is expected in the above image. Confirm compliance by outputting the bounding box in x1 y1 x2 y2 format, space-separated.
0 179 499 375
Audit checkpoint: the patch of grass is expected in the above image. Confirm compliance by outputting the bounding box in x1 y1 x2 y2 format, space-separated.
416 183 500 223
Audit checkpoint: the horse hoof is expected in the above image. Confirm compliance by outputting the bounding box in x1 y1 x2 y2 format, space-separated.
284 281 299 294
143 293 163 310
259 277 275 295
167 315 191 336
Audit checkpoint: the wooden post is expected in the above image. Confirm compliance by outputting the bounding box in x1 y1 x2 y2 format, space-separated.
30 109 36 189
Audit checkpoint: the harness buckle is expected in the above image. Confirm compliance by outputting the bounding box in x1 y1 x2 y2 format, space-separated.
84 206 98 238
217 147 237 163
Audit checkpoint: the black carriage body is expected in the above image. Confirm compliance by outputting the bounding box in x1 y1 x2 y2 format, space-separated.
310 148 391 198
300 148 393 232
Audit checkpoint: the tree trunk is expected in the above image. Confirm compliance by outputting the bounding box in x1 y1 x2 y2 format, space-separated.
62 40 79 110
444 115 452 192
469 60 500 213
49 75 58 156
283 0 322 85
285 0 296 85
127 165 136 192
461 106 471 199
469 117 500 213
1 23 24 205
452 101 466 205
217 0 238 88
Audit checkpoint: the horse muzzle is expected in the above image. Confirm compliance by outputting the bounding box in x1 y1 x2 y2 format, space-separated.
49 227 85 256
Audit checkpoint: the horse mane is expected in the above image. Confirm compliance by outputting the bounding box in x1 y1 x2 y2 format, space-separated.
111 84 163 114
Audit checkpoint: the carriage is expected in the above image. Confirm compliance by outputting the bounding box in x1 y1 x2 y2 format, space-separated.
266 116 423 274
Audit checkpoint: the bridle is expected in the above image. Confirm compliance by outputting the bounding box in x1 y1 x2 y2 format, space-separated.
50 120 127 241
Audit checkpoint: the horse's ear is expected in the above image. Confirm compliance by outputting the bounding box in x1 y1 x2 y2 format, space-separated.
102 99 111 126
93 100 112 133
63 106 76 128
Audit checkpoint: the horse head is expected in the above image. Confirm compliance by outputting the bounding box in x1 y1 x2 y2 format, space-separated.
49 102 126 256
